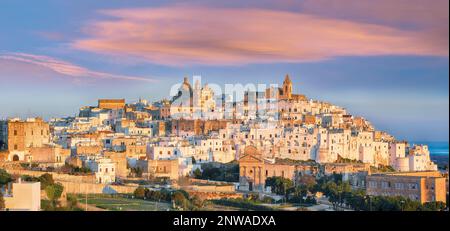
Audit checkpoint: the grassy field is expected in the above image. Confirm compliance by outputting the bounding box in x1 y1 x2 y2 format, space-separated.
75 194 173 211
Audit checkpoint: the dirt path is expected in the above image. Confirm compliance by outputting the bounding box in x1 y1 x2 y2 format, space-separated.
78 203 108 211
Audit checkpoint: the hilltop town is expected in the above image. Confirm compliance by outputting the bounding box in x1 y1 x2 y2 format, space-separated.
0 75 447 211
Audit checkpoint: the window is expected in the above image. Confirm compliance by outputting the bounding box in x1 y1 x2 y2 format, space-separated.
394 183 404 190
14 130 17 136
14 144 18 150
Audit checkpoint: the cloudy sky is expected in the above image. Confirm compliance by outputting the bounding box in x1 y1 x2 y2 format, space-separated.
0 0 448 142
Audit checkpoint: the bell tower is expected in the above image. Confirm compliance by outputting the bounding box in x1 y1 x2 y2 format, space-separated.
282 74 292 100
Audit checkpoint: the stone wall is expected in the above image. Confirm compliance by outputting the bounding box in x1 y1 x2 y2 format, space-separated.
181 184 235 193
6 169 95 183
58 181 137 194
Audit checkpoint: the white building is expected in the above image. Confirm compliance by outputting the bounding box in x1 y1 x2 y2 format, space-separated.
3 180 41 211
83 156 116 184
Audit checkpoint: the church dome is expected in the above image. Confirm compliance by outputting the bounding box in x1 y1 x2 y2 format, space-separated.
172 77 194 106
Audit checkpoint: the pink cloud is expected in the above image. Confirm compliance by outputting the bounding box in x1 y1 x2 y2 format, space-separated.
0 52 157 82
298 0 449 28
71 6 448 66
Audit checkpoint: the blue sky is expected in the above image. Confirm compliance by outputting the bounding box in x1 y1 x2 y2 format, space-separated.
0 0 448 142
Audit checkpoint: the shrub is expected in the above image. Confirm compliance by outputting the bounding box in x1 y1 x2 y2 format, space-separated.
133 186 146 199
45 183 64 206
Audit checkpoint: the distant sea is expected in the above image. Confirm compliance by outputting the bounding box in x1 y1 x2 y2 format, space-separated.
411 141 449 157
411 141 449 169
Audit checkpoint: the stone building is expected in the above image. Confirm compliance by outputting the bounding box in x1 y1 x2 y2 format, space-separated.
137 158 179 180
3 179 41 211
28 146 70 167
171 119 229 136
6 118 50 161
98 99 126 110
83 156 117 184
104 151 129 179
76 144 102 156
323 162 371 176
238 146 318 192
366 171 447 204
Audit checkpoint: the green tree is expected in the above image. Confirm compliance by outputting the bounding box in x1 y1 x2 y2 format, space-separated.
132 167 143 177
191 195 204 210
21 175 39 182
297 175 317 191
193 168 202 179
176 190 190 200
66 194 78 209
39 173 54 190
196 162 239 182
265 176 293 201
0 168 12 186
291 185 309 203
172 191 189 210
45 183 64 207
